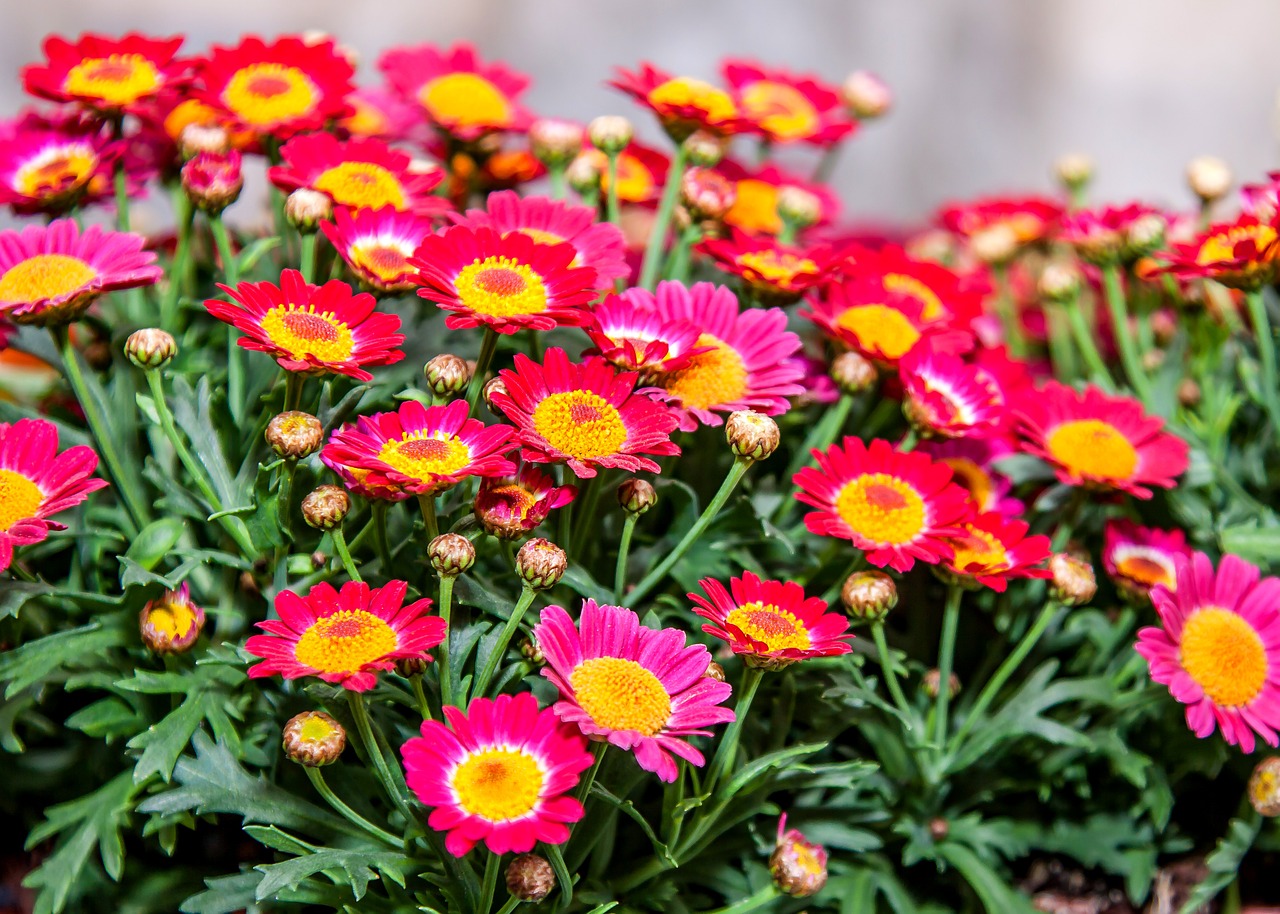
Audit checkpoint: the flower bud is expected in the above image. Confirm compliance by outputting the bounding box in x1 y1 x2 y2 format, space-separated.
178 122 230 158
516 538 568 590
139 584 205 654
680 167 736 221
1248 756 1280 817
1177 378 1201 408
282 710 346 767
396 656 429 677
265 411 323 459
969 224 1019 265
521 636 545 665
1053 153 1094 194
726 410 780 462
617 478 658 515
929 817 950 841
1141 349 1165 373
682 130 726 168
425 353 472 398
182 150 243 215
921 668 961 699
302 484 350 530
588 115 634 155
769 815 828 898
506 853 556 902
841 70 892 119
429 533 476 577
830 350 879 396
1048 553 1096 606
1037 262 1082 304
841 570 898 621
1187 155 1232 204
1122 212 1166 261
705 661 726 682
482 377 508 413
125 328 177 369
239 570 261 596
1151 309 1178 347
529 118 585 170
565 152 603 195
776 186 823 230
311 550 327 569
285 188 333 232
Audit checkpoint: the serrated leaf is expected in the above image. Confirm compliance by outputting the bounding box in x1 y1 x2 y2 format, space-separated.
0 581 55 621
65 697 145 740
127 691 214 783
253 846 408 902
179 872 262 914
935 842 1038 914
1175 815 1260 914
168 376 239 510
0 620 131 698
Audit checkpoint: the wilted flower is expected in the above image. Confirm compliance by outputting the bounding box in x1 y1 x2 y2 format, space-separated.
506 853 557 902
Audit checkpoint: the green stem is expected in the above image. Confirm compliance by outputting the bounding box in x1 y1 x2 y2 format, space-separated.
493 897 520 914
299 232 317 282
812 144 843 184
277 461 297 541
471 586 537 701
372 501 394 574
465 327 501 418
664 223 702 283
613 513 639 602
575 741 608 806
284 372 304 412
638 144 689 290
706 885 779 914
113 157 130 233
992 264 1026 358
304 767 401 848
418 493 440 541
933 587 963 748
1044 303 1079 382
209 216 244 419
1244 288 1280 432
871 623 915 727
604 152 622 225
1102 264 1152 402
1063 292 1114 387
478 851 502 914
547 164 567 200
778 393 855 512
162 189 195 328
410 675 431 720
702 666 764 795
568 474 603 559
347 691 411 819
331 528 362 582
437 575 457 707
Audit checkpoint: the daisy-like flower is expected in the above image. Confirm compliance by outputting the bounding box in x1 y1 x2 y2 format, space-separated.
450 191 628 288
610 63 749 140
1016 382 1189 498
0 418 107 572
22 33 187 114
401 692 593 856
717 161 839 237
582 292 709 374
1059 203 1167 265
322 399 516 496
205 270 405 381
196 35 355 138
698 228 843 305
793 437 972 572
721 58 854 146
321 206 438 292
1136 552 1280 752
689 571 852 669
1240 171 1280 221
0 112 121 216
268 133 449 217
411 226 599 334
245 580 445 692
492 348 680 479
1102 519 1192 604
941 512 1051 592
899 344 1005 439
644 280 805 430
1158 214 1280 290
533 600 735 782
473 463 577 540
139 582 205 654
841 244 987 327
938 195 1064 246
379 42 532 141
319 435 409 503
580 140 670 205
0 219 161 326
916 437 1023 518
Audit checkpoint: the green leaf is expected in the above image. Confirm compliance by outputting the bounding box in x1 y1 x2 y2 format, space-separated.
721 742 826 799
126 691 215 783
590 784 676 865
1219 523 1280 563
179 873 262 914
544 842 574 910
935 842 1038 914
236 235 282 273
1175 814 1260 914
242 459 284 553
253 845 408 902
168 376 240 510
0 620 131 698
123 518 187 571
65 697 145 740
0 581 55 622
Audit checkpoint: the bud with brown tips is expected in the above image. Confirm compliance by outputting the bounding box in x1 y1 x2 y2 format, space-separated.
683 130 726 168
726 410 780 462
302 485 350 530
521 636 545 665
506 853 556 902
617 478 658 516
266 411 323 459
125 328 177 370
830 350 879 396
1177 378 1201 408
282 710 346 767
139 583 205 654
921 668 961 699
530 119 585 170
516 538 568 590
1048 552 1097 606
1248 756 1280 817
565 153 603 196
396 656 429 677
429 533 476 577
182 150 243 215
769 815 828 898
841 570 898 621
482 377 508 413
285 188 333 232
705 661 726 682
588 115 634 155
425 353 472 399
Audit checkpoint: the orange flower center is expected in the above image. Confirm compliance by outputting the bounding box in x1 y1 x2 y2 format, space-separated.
0 468 44 532
1197 225 1278 265
532 390 628 460
378 433 472 484
1179 607 1268 708
454 256 548 317
144 599 200 639
570 656 671 735
949 525 1009 573
14 145 97 199
648 77 737 125
726 179 782 235
834 304 921 360
834 473 926 545
340 98 390 138
883 273 945 321
350 240 415 283
62 53 160 106
313 162 406 210
725 601 811 652
260 304 355 364
222 63 319 127
658 333 748 411
486 483 537 520
1115 551 1176 589
0 254 97 304
740 80 820 140
940 457 995 512
452 748 544 821
736 250 817 287
419 73 512 129
1045 419 1138 482
294 609 398 673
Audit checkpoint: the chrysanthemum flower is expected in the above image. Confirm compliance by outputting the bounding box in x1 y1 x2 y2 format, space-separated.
794 437 972 572
1158 214 1280 290
1102 519 1192 603
721 59 854 146
22 33 187 114
268 134 448 217
941 512 1051 592
205 270 405 381
319 433 410 503
1136 552 1280 752
698 228 841 304
139 582 205 654
196 35 354 138
321 206 438 292
322 399 516 496
412 226 599 334
533 600 735 782
689 571 852 668
610 63 748 140
899 344 1005 439
450 191 628 288
1016 382 1189 498
716 162 839 237
0 417 107 572
1241 172 1280 221
401 692 593 856
474 463 577 540
643 281 805 430
0 112 122 216
491 347 680 479
245 580 445 692
580 140 670 205
841 244 986 327
0 219 161 326
379 42 532 140
938 195 1064 246
582 292 709 374
916 438 1023 518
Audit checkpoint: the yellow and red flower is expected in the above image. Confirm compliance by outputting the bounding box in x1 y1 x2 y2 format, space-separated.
411 226 599 334
841 244 987 328
268 134 449 217
941 512 1051 592
0 417 107 572
139 582 205 654
610 63 749 140
1016 382 1189 498
0 111 122 216
582 292 710 374
938 195 1064 246
793 437 972 572
205 270 405 381
379 42 531 141
1102 519 1192 604
245 579 445 692
698 228 841 304
321 206 437 293
473 463 577 540
899 344 1005 439
1059 203 1167 265
1159 214 1280 290
721 58 855 146
22 32 188 114
716 161 839 237
491 347 680 479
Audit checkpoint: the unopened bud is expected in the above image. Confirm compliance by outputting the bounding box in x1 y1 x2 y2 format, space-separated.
1141 349 1165 372
588 115 634 155
565 153 602 196
776 186 823 230
1054 153 1094 194
725 409 780 462
311 550 327 569
285 188 333 232
239 570 261 596
705 661 726 682
506 853 556 902
969 224 1019 265
429 533 476 577
841 570 898 621
680 167 736 221
266 411 323 459
529 118 585 170
921 668 961 699
425 353 472 398
682 130 726 168
1248 756 1280 817
1037 262 1082 304
125 328 177 369
1151 309 1178 347
396 656 429 677
830 350 879 395
1187 156 1232 204
841 71 892 119
929 817 950 841
139 584 205 654
617 478 658 515
178 123 230 158
282 710 346 767
1123 212 1166 261
302 484 350 530
483 377 508 412
1048 553 1096 606
1177 378 1201 408
182 150 243 215
516 538 568 590
520 636 545 665
770 818 828 898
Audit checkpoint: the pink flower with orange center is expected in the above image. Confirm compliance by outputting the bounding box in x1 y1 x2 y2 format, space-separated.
268 134 449 217
1159 214 1280 290
474 463 577 540
610 63 749 140
379 42 531 141
915 438 1024 518
899 344 1005 439
322 206 438 293
698 228 842 305
938 195 1064 246
23 33 188 115
1059 202 1167 265
721 59 855 147
716 161 839 237
0 111 122 216
579 140 670 205
1102 519 1192 604
582 292 709 374
941 512 1051 592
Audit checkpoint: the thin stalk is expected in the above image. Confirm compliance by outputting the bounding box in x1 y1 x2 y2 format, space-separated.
299 232 318 282
162 189 195 328
1044 303 1079 382
568 474 603 559
933 587 963 748
812 144 843 183
410 675 431 720
304 767 401 848
471 586 537 700
638 144 689 290
284 372 304 412
1064 292 1114 387
478 851 502 914
372 501 394 574
1244 288 1280 432
331 528 362 582
664 223 701 283
575 742 608 806
113 158 131 233
347 691 412 819
418 493 440 541
1101 264 1152 402
465 327 501 418
547 165 567 200
871 623 915 727
437 574 457 707
209 216 244 418
604 152 622 225
277 460 297 542
493 898 520 914
778 393 855 512
702 665 764 795
613 514 639 602
991 264 1026 358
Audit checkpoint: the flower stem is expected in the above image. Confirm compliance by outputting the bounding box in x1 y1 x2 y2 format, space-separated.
331 528 362 582
613 513 639 602
638 143 689 290
664 223 702 283
437 574 457 707
604 152 622 225
113 158 130 233
493 898 520 914
410 674 431 720
372 501 393 574
871 622 915 727
209 216 245 420
162 189 195 328
568 473 603 559
933 586 963 748
418 493 440 541
304 766 401 848
776 393 855 522
471 585 537 701
299 232 317 282
347 691 412 820
465 327 501 418
702 665 764 795
1062 291 1114 387
1244 288 1280 433
1101 264 1152 402
991 263 1026 358
477 850 502 914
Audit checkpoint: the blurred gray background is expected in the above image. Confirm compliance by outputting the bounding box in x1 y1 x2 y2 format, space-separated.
3 0 1279 226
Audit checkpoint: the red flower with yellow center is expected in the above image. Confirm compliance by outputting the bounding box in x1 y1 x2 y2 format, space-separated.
580 140 670 205
336 86 419 142
721 59 855 146
1102 519 1192 604
412 226 599 334
842 244 987 327
491 347 680 479
0 112 122 216
379 42 531 140
1159 215 1280 290
321 206 437 293
269 134 448 217
1016 382 1189 498
794 437 972 572
941 513 1051 592
245 580 445 692
938 195 1064 246
23 33 187 114
716 161 839 237
319 429 409 503
474 463 577 540
610 63 749 140
196 35 354 138
698 228 839 304
582 293 710 374
205 270 405 381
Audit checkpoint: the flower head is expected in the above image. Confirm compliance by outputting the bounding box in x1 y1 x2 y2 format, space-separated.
915 438 1023 518
1060 203 1167 265
182 149 243 214
269 133 448 217
1159 214 1280 290
721 59 854 146
840 244 987 328
337 85 421 142
0 111 122 215
770 814 829 898
474 463 577 540
379 42 531 141
23 32 187 114
900 344 1005 439
579 140 670 205
941 513 1051 592
321 206 438 293
698 228 841 304
716 161 839 237
938 194 1064 247
1102 519 1192 604
139 583 206 654
582 292 710 374
610 63 748 140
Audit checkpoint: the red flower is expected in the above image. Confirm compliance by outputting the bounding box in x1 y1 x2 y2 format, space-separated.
942 513 1051 592
23 32 188 114
938 195 1064 246
716 161 839 237
378 42 531 140
473 463 577 539
269 133 448 217
610 63 749 140
721 58 854 146
1159 214 1280 290
698 228 843 304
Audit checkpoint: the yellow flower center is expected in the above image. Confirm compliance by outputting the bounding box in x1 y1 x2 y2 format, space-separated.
726 179 782 235
222 63 319 127
570 657 671 736
834 473 926 545
350 240 415 283
884 273 945 321
834 304 921 360
486 483 537 520
163 99 223 142
377 433 472 483
736 250 817 286
451 748 544 821
740 80 819 140
1198 225 1278 265
517 229 567 247
144 600 199 640
294 609 398 673
725 601 811 651
949 525 1009 573
532 390 628 459
14 145 97 199
260 304 356 363
298 714 341 743
658 334 748 411
1179 607 1268 708
1045 419 1138 482
648 77 737 125
454 256 549 317
418 73 512 129
0 468 44 532
340 98 390 138
1116 552 1176 589
794 843 824 875
0 254 97 304
940 457 995 512
313 162 407 211
62 53 160 106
